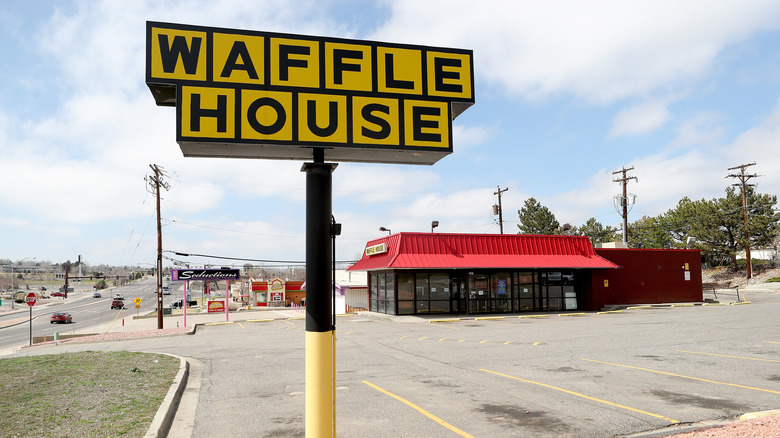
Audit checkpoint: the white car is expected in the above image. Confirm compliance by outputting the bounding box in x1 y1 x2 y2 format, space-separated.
113 293 124 300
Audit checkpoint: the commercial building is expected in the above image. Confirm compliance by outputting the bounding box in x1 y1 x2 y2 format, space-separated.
348 233 702 315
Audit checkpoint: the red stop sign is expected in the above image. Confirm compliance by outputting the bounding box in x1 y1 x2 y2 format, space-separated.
25 292 37 307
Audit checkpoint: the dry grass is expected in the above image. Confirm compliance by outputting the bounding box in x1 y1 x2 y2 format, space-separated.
0 351 179 438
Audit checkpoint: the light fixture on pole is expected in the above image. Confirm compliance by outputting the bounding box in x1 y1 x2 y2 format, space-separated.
379 227 391 235
431 221 439 233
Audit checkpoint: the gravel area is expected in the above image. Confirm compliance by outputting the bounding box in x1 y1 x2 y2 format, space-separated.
666 414 780 437
31 326 192 345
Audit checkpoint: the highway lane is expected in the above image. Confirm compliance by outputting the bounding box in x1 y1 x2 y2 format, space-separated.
0 276 180 350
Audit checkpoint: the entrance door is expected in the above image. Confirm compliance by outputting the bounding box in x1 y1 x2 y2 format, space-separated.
450 277 467 314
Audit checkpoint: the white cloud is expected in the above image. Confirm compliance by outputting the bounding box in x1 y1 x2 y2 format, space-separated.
372 0 780 103
609 100 671 138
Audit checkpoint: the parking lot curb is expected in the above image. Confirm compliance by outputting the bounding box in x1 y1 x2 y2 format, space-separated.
144 353 189 438
739 409 780 420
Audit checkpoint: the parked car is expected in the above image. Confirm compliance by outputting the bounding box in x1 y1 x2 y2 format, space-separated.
51 291 65 297
92 292 102 298
111 299 125 309
50 312 73 324
170 299 198 308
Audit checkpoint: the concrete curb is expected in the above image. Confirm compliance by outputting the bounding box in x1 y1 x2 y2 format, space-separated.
739 409 780 420
145 353 190 438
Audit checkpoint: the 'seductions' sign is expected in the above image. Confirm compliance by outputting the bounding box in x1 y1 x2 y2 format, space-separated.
145 21 474 164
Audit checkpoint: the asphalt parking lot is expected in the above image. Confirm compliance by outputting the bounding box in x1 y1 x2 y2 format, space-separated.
10 288 780 438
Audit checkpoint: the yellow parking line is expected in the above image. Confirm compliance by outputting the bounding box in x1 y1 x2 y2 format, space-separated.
247 318 274 322
764 341 780 344
237 323 245 329
475 316 505 321
480 369 678 424
533 342 541 346
598 310 623 314
458 339 467 342
429 318 461 323
363 381 474 438
559 313 586 317
519 315 548 319
439 338 448 341
205 321 234 326
400 336 410 339
503 341 512 345
418 337 428 341
479 340 489 344
583 359 780 395
627 306 652 310
676 350 780 363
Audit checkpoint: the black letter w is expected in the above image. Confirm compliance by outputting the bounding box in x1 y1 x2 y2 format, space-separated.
158 34 202 74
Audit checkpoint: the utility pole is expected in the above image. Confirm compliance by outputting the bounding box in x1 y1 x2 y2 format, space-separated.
493 186 508 234
613 166 638 243
147 164 170 329
727 162 757 279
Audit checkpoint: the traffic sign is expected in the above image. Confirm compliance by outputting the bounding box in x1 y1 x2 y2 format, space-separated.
25 292 37 307
133 297 142 305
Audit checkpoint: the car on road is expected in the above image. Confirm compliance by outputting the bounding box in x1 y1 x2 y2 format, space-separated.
50 312 73 324
92 292 102 298
111 299 125 309
113 293 124 300
51 291 65 297
170 299 198 308
162 284 171 295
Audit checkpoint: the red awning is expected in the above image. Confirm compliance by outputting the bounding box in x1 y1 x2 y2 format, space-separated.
348 233 619 271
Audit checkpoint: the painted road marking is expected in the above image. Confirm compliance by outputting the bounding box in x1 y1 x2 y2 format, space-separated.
439 338 448 341
479 340 489 344
400 336 410 339
533 342 541 346
598 310 623 314
205 321 234 326
519 315 548 319
418 337 428 341
247 318 274 322
480 369 678 424
363 381 475 438
237 323 245 329
676 350 780 363
475 316 505 320
764 341 780 344
583 359 780 395
504 341 513 345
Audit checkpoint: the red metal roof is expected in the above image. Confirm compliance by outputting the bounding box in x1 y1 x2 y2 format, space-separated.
348 233 619 271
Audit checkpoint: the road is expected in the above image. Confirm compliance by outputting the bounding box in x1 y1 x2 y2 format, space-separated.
0 276 182 350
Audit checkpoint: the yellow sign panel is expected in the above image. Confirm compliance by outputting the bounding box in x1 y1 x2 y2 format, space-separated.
133 297 142 305
365 243 387 256
146 22 474 165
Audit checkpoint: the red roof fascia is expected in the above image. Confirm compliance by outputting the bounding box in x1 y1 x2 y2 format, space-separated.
348 233 618 271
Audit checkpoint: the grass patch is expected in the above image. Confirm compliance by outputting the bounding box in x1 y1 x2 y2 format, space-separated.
0 351 179 438
767 276 780 283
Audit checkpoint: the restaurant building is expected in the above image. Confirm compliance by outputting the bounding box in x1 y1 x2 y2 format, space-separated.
347 233 702 315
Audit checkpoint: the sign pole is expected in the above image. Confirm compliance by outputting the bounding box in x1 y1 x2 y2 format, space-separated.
26 292 37 346
225 279 229 322
183 280 188 328
303 152 336 437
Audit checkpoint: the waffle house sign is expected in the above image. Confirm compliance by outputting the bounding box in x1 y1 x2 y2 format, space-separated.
146 22 474 164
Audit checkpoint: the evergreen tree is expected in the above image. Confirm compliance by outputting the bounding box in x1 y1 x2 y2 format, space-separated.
517 198 560 234
575 217 621 245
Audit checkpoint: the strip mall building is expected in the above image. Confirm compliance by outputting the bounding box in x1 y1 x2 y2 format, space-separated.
347 233 703 315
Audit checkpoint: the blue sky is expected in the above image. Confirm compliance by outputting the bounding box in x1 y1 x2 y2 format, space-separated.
2 0 780 269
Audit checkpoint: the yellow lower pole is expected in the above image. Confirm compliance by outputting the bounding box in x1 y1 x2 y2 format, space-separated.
306 330 335 436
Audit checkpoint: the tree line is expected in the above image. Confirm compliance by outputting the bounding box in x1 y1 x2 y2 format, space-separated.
516 186 779 268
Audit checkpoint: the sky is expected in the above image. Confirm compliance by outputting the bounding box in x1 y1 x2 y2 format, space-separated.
2 0 780 270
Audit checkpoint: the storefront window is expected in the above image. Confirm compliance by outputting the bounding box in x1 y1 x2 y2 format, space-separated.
416 273 429 300
515 272 534 311
430 273 449 300
397 272 414 300
469 273 490 313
